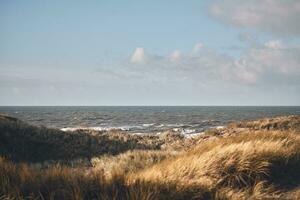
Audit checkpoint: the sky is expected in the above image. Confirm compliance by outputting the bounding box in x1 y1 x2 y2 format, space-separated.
0 0 300 106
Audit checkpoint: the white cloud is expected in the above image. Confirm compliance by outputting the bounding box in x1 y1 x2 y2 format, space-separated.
210 0 300 36
264 40 285 50
169 50 181 62
233 59 258 84
244 44 300 75
192 43 203 53
2 42 300 105
130 47 146 63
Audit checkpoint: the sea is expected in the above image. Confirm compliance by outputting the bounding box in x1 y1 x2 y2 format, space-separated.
0 106 299 135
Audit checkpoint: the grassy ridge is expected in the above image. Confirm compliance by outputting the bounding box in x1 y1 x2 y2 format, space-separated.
0 115 188 162
0 115 300 199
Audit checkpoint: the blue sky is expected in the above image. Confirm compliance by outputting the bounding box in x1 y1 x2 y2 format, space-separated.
1 0 300 105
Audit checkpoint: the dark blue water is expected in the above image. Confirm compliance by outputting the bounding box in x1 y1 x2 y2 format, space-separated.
0 106 299 134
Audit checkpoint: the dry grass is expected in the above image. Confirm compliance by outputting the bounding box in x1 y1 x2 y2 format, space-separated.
130 130 300 199
91 150 178 178
0 156 213 200
1 115 300 199
228 115 300 131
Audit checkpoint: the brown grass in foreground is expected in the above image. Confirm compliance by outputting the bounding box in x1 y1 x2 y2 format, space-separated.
131 130 300 199
1 115 300 199
1 130 300 199
0 156 213 200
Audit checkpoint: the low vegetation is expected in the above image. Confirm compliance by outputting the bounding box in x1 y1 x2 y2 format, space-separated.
0 114 300 199
0 115 188 162
228 115 300 131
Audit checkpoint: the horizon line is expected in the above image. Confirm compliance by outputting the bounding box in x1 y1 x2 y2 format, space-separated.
0 105 300 107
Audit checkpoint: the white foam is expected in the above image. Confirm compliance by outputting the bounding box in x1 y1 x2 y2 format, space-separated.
61 123 155 133
156 124 164 128
216 126 224 129
156 123 184 128
61 127 121 132
181 129 195 134
60 126 140 132
142 123 155 127
155 131 164 135
184 132 204 138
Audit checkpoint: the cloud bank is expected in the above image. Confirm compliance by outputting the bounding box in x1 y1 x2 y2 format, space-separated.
210 0 300 36
125 42 300 86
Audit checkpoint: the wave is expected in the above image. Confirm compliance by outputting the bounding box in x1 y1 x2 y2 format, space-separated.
142 123 155 127
215 125 225 129
60 124 225 136
61 127 122 132
155 124 185 128
61 125 144 132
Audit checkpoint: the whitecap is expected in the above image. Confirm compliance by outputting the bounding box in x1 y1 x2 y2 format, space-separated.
60 125 144 132
180 129 196 134
142 123 155 127
216 126 224 129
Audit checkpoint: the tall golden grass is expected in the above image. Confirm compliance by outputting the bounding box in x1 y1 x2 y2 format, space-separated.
131 130 300 199
0 155 212 200
91 150 179 178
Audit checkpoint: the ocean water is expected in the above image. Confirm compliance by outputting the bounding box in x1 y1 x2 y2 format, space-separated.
0 106 299 134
